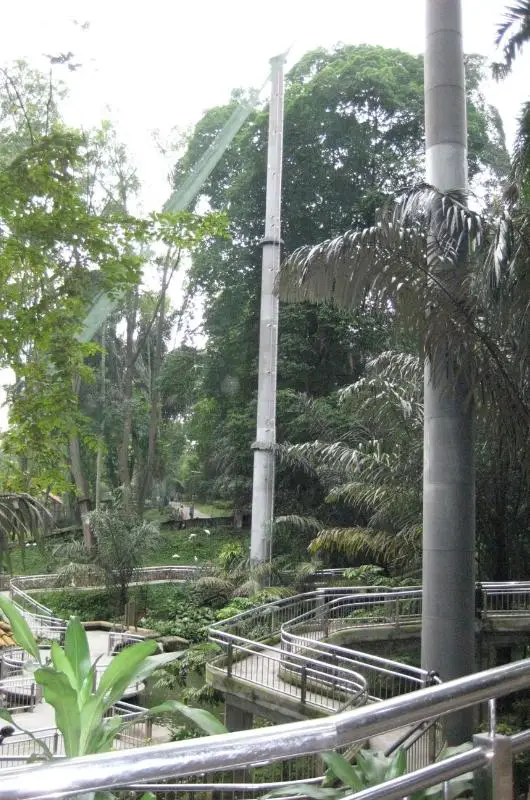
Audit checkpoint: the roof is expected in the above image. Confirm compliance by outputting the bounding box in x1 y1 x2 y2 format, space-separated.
0 620 16 648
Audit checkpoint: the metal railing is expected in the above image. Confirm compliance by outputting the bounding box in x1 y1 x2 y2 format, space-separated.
0 658 528 799
212 635 367 712
0 674 42 711
9 565 202 594
108 630 147 655
0 701 151 768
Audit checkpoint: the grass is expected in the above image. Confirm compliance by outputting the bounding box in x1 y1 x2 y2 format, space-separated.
144 525 249 566
6 544 55 576
5 525 249 577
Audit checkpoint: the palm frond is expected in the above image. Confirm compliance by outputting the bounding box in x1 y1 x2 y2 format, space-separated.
273 514 323 536
281 184 530 444
494 1 530 74
280 185 483 310
0 493 53 559
308 526 422 574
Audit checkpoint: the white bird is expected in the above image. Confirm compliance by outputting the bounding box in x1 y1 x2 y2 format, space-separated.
172 554 180 559
203 529 211 536
194 555 199 562
188 533 197 540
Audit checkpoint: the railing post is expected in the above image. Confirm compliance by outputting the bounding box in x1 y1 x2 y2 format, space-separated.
227 642 233 677
300 665 307 705
473 733 513 800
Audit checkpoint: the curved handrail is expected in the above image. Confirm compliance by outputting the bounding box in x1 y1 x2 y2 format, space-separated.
209 581 530 712
4 569 530 718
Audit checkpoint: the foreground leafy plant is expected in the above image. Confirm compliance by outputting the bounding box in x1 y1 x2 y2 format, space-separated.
0 595 182 757
265 748 473 800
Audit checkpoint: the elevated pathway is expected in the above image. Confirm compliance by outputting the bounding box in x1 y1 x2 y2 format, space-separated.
207 583 530 723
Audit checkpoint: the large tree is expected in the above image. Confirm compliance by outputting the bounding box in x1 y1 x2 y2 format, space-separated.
175 44 508 512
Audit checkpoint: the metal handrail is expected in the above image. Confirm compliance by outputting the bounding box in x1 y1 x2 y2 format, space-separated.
9 565 202 595
0 658 528 799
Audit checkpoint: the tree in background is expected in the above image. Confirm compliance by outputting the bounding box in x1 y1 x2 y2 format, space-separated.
173 44 508 515
0 61 227 523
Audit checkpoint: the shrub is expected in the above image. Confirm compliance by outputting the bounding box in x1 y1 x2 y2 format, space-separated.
141 602 215 643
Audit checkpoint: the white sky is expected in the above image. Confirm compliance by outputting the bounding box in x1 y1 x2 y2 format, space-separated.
1 0 528 210
0 0 528 428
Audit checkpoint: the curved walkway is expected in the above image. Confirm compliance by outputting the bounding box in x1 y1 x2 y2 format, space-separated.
4 570 530 725
208 581 530 716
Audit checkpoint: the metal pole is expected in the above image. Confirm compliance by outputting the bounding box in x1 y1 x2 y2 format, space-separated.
421 0 475 744
250 55 285 564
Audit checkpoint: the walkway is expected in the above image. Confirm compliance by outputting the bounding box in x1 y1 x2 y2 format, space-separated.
208 582 530 719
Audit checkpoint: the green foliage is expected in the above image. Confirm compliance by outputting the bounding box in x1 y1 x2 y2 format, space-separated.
176 43 507 514
30 589 115 621
141 601 216 643
0 597 168 758
54 491 162 612
142 526 249 567
190 576 236 609
266 747 473 800
0 494 53 570
342 565 385 585
0 60 227 495
217 540 247 572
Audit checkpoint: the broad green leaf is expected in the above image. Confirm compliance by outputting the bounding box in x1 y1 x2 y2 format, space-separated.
64 617 91 688
78 664 97 709
35 667 81 757
95 639 157 709
133 651 187 683
148 700 228 735
79 641 157 756
321 752 363 790
386 748 407 779
0 595 40 661
78 695 107 756
50 642 78 690
355 748 390 784
89 715 125 754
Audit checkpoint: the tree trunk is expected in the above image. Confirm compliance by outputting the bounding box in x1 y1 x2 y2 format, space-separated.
118 291 137 489
69 434 92 548
421 0 475 745
136 262 169 515
95 326 107 510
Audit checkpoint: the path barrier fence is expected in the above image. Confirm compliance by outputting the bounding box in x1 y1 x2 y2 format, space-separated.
0 658 528 800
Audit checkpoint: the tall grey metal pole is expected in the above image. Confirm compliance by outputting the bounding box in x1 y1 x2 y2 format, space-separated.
421 0 475 745
250 55 285 564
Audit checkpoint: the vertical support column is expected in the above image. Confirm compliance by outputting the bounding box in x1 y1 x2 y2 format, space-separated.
473 734 513 800
421 0 475 745
250 54 286 566
224 699 254 732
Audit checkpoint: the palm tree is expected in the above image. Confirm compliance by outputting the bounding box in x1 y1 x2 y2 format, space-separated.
0 493 52 566
278 352 424 577
493 1 530 77
280 187 528 440
494 2 530 196
280 180 528 743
